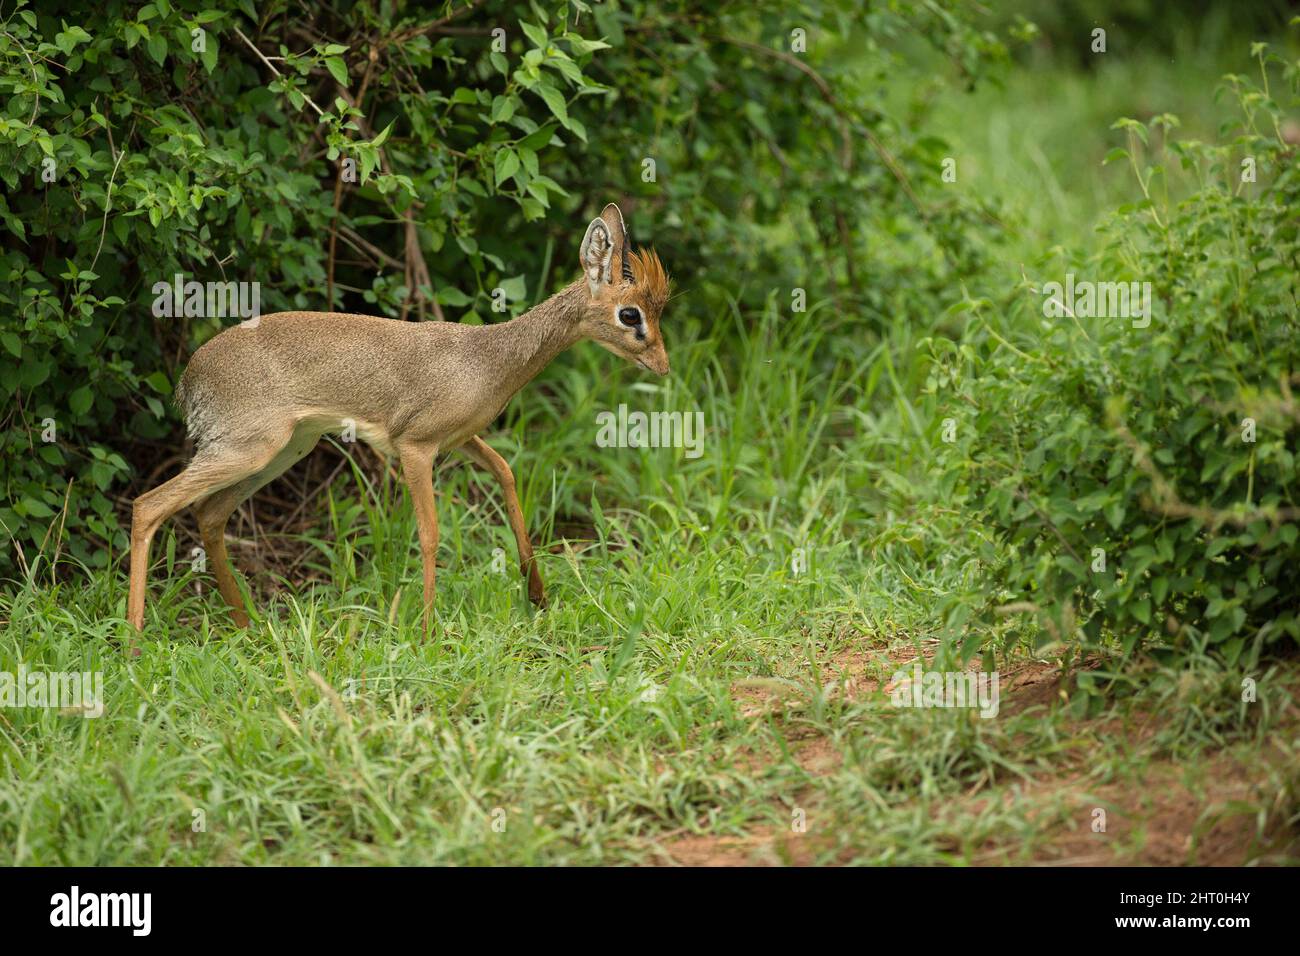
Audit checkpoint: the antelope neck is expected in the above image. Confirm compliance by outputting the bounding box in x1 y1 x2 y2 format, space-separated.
465 279 590 398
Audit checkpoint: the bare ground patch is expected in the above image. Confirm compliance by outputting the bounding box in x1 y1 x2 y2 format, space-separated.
649 636 1300 866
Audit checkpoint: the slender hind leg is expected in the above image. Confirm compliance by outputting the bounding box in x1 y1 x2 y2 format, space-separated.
191 430 320 627
193 484 254 627
460 435 546 608
128 435 289 648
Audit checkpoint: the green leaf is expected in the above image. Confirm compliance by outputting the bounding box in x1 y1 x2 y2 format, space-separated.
436 287 472 307
1130 598 1151 626
565 35 612 57
525 180 549 207
70 385 94 416
324 56 349 86
490 95 516 124
145 371 172 394
519 146 538 177
20 359 51 389
371 121 394 148
535 83 569 127
494 148 520 186
23 497 55 519
498 274 527 301
201 33 219 73
518 124 556 152
520 21 548 49
147 32 168 66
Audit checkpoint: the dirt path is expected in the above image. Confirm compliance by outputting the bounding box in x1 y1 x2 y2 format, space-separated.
647 647 1300 866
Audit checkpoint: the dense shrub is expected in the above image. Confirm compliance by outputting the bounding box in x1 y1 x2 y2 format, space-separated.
0 0 1007 574
930 48 1300 677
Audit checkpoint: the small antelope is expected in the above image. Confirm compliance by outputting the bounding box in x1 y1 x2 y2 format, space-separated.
127 203 670 647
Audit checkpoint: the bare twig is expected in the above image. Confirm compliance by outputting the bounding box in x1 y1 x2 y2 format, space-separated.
88 128 130 274
337 225 405 270
234 26 325 117
376 0 492 51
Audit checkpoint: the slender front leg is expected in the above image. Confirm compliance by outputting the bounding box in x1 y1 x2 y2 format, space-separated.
461 435 546 608
398 442 440 637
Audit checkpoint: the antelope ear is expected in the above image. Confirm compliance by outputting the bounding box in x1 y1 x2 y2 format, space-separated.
600 203 635 284
579 217 614 293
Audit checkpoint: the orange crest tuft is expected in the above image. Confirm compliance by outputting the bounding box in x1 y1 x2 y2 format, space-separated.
628 248 671 315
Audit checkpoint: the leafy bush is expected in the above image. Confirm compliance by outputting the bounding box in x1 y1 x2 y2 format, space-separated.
931 44 1300 676
0 0 1008 575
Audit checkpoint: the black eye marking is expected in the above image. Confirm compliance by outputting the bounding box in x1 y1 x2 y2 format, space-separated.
618 306 645 340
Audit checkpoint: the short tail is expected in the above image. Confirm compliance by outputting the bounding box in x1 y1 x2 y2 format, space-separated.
172 371 216 449
173 374 190 418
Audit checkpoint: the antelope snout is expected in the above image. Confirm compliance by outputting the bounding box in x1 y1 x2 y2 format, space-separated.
638 346 670 376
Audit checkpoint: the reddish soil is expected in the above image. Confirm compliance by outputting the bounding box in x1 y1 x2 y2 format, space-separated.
652 644 1300 867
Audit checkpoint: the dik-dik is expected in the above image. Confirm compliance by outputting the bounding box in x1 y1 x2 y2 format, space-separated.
127 204 670 648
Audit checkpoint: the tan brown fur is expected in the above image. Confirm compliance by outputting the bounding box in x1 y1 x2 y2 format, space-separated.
124 203 671 650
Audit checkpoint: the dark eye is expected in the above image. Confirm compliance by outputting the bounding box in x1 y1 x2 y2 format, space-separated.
618 307 642 327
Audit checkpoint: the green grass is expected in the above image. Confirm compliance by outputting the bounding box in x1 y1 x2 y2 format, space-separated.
912 5 1277 247
3 291 1295 865
3 23 1299 865
0 300 930 864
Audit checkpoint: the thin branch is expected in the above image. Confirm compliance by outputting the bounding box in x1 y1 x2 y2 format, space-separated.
376 0 492 51
88 122 131 274
234 26 325 117
337 225 405 270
